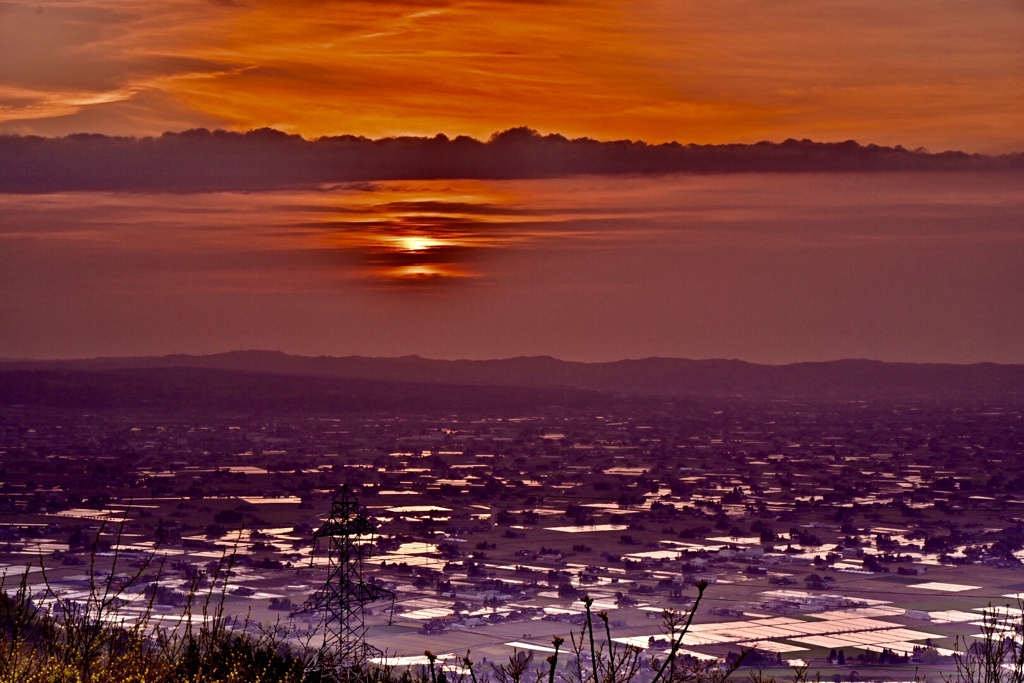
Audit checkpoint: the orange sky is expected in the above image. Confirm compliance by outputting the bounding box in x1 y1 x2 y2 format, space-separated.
1 0 1022 152
2 1 1023 365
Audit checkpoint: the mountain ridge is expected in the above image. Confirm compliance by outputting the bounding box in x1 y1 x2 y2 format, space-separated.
3 351 1022 400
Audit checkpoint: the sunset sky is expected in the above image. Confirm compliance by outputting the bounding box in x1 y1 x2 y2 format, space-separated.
1 1 1023 364
2 0 1023 151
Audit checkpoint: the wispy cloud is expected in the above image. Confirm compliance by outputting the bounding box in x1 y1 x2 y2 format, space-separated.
0 0 1021 151
5 173 1021 292
3 172 1023 360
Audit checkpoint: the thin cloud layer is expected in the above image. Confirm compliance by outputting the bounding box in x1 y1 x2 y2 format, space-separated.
2 128 1022 193
3 173 1023 361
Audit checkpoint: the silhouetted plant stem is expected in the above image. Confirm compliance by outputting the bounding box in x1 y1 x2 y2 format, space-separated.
426 649 438 683
582 596 598 683
548 636 564 683
649 580 708 683
600 611 615 682
464 651 480 683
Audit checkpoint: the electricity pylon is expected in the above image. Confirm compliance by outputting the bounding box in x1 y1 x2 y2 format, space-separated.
297 485 394 681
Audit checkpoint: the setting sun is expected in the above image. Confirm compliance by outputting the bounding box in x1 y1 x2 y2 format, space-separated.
3 4 1024 678
0 0 1023 361
394 236 444 253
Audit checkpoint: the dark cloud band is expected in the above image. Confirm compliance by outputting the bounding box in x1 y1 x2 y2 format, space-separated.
2 127 1022 193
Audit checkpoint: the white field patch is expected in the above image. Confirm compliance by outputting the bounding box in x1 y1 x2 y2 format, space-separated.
790 635 873 649
401 607 454 620
928 610 986 623
811 606 905 619
910 582 981 592
976 605 1024 617
545 524 630 533
647 612 949 656
504 641 558 653
371 653 465 668
737 641 809 653
609 637 717 660
971 631 1024 644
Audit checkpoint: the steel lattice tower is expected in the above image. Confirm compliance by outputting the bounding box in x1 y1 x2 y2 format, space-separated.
297 485 394 680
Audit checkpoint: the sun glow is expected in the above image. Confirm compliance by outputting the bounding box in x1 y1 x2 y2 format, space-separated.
394 235 444 252
376 264 473 282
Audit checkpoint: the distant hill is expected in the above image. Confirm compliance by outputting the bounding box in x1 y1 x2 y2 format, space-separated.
0 366 607 415
3 352 1024 403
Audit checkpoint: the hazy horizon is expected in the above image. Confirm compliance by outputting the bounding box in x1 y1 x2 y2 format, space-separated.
7 348 1024 368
